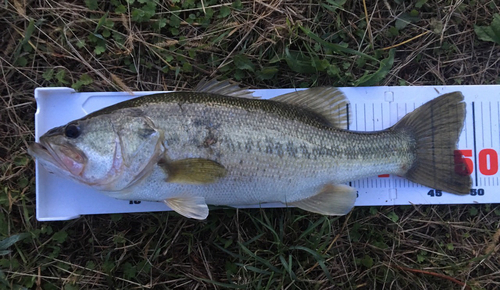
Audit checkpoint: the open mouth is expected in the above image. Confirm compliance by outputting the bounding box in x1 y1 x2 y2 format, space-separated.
28 142 55 163
28 140 86 176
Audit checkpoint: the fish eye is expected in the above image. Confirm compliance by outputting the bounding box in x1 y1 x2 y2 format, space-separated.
64 124 81 138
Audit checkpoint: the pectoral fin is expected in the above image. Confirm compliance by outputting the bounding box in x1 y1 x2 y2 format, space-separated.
289 184 357 215
164 196 209 220
158 157 227 184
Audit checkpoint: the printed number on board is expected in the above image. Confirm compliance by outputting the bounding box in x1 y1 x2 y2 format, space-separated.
427 188 485 197
454 149 499 176
427 189 443 197
469 188 485 196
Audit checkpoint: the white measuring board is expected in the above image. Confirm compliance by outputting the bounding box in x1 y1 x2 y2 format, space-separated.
33 85 500 221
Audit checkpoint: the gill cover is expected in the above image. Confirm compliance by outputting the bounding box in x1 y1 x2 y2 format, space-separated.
100 109 165 191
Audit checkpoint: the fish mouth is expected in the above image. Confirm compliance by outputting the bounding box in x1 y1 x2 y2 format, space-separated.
28 139 87 177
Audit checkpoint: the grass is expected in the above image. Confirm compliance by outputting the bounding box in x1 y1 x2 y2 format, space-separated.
1 0 500 289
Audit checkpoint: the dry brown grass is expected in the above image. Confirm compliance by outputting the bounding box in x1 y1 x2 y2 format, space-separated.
1 0 500 289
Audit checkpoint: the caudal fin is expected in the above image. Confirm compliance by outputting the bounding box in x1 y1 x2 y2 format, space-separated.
393 92 471 194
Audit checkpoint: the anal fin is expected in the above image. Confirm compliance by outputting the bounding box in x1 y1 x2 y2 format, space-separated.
289 184 357 216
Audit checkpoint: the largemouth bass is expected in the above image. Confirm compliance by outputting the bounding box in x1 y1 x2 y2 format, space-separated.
28 79 471 219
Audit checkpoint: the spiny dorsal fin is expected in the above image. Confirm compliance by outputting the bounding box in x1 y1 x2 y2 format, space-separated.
158 157 227 184
272 87 351 129
194 78 257 99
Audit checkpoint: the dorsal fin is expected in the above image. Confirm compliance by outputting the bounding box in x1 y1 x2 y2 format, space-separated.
272 87 351 129
194 78 257 99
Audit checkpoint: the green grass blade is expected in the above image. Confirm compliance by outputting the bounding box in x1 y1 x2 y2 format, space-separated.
0 233 29 254
353 49 395 86
299 26 378 61
237 242 283 274
289 245 334 283
197 277 248 289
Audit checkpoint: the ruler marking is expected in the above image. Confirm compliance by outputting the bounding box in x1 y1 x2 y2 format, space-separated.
430 102 436 189
364 103 367 131
464 104 468 148
355 104 358 130
396 103 399 123
372 103 375 130
472 102 478 187
481 102 485 147
490 102 493 148
347 103 351 189
381 103 384 129
346 103 350 130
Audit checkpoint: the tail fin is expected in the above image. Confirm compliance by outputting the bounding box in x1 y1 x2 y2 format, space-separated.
393 92 471 194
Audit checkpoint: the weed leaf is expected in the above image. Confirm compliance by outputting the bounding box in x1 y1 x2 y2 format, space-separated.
474 14 500 45
219 6 231 18
395 11 420 30
233 54 255 72
256 66 278 80
415 0 428 8
285 48 317 74
85 0 99 10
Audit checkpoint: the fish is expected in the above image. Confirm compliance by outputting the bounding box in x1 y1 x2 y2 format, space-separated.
28 79 472 219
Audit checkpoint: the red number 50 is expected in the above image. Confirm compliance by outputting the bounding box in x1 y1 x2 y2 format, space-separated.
454 149 498 176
